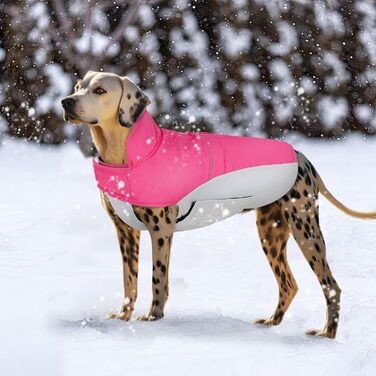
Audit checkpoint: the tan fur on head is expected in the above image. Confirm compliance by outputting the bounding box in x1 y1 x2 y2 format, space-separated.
61 71 150 164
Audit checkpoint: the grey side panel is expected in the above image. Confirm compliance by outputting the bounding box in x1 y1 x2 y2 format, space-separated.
108 162 298 232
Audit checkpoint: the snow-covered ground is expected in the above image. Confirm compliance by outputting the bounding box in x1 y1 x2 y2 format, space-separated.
1 135 376 376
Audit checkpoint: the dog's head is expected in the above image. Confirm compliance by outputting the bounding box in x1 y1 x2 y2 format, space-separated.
61 71 150 128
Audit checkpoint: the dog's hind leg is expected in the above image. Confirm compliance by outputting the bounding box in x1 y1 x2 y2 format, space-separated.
254 202 298 326
101 193 140 321
134 205 178 321
281 153 341 338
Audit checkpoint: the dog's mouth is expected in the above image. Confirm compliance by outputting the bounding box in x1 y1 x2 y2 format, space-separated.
63 109 79 123
63 110 98 125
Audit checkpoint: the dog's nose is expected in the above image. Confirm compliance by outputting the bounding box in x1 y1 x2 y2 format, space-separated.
61 97 76 110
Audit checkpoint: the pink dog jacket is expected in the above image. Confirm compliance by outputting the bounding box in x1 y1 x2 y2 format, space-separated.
93 111 298 231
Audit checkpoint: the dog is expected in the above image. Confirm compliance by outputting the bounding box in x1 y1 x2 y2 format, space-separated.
62 71 376 339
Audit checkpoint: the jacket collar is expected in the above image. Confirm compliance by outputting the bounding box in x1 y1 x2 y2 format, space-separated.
97 110 162 168
125 110 162 167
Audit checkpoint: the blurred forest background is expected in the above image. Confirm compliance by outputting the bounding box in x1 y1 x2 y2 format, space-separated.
0 0 375 155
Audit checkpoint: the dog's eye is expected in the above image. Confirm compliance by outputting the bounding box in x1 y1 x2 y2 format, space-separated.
94 87 106 95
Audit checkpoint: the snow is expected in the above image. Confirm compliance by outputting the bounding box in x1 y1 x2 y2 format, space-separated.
268 21 298 57
299 75 317 95
314 2 345 37
354 104 374 124
36 64 72 114
317 96 349 130
219 23 252 58
322 52 351 90
240 64 260 81
1 135 376 375
356 0 376 62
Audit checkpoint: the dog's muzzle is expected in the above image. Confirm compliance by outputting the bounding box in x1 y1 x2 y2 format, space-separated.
61 97 76 111
61 97 79 121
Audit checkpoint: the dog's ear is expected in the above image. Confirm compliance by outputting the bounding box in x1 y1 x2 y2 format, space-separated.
118 76 151 128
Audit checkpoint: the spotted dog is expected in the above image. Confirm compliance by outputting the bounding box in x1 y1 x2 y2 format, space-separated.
62 71 376 339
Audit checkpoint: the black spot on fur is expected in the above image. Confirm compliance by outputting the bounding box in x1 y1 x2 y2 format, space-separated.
131 97 148 123
295 220 302 230
156 260 161 267
290 189 301 200
153 215 159 224
275 265 281 276
120 243 125 254
119 108 132 128
158 238 164 247
305 174 312 186
264 230 273 246
281 271 287 285
128 234 135 247
160 264 166 273
272 212 281 224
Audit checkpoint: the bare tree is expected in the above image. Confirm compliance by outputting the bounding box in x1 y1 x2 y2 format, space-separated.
46 0 159 155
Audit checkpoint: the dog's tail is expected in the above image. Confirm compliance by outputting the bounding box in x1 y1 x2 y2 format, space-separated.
318 173 376 219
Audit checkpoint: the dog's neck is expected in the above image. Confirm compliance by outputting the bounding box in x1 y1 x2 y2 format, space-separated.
89 122 130 164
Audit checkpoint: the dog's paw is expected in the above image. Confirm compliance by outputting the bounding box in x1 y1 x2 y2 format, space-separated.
105 309 133 321
135 312 164 322
305 329 336 339
254 317 282 326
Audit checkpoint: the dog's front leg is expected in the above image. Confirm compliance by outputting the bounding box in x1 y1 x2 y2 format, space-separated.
134 206 178 321
101 193 140 321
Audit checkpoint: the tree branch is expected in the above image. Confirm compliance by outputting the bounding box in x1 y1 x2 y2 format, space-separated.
50 0 76 41
110 0 162 45
109 1 142 45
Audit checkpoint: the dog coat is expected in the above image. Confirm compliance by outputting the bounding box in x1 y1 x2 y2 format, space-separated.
93 111 298 231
